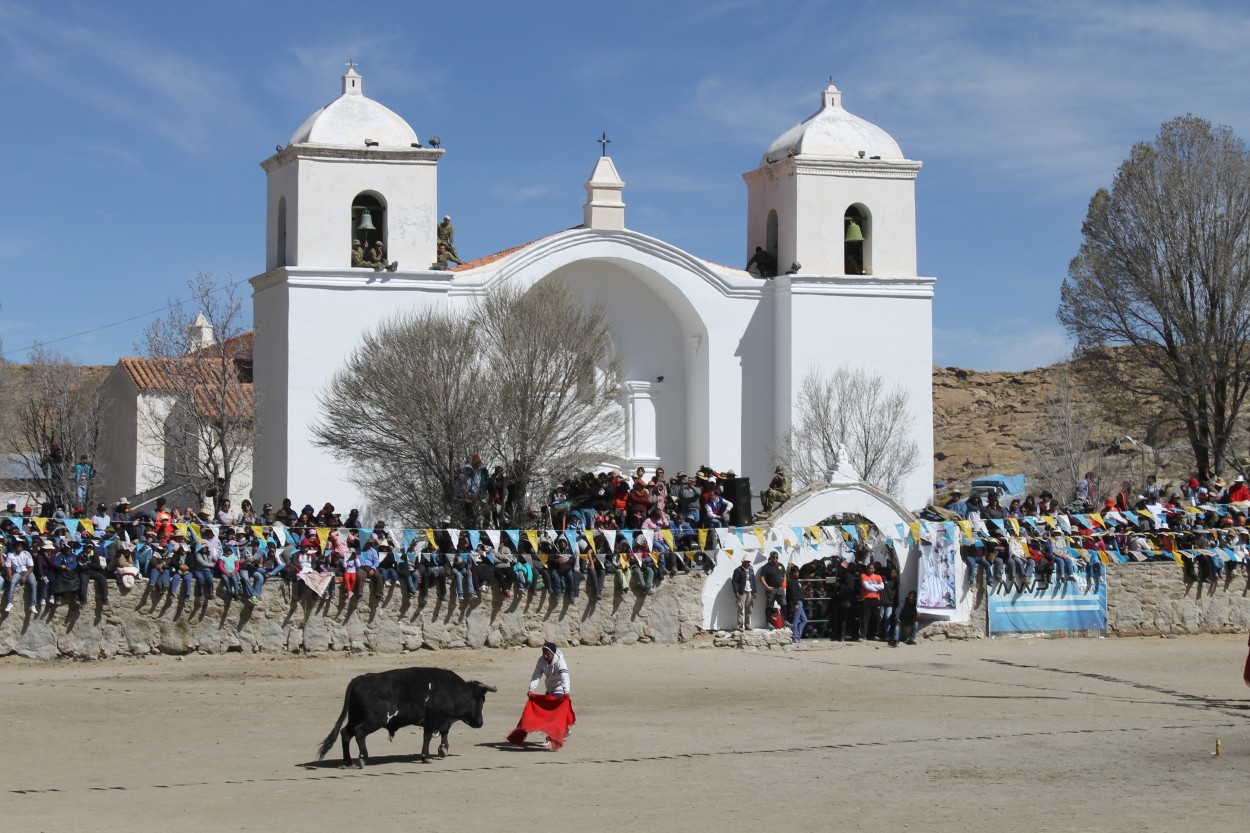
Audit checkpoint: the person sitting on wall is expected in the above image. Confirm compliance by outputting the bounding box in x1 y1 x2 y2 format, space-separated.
351 239 369 267
760 466 791 512
368 240 398 272
746 246 777 278
436 215 464 266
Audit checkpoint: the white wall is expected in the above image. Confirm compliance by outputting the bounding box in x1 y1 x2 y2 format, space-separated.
775 273 935 510
264 150 441 272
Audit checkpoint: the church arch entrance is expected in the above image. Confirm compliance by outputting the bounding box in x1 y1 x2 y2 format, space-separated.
527 258 710 472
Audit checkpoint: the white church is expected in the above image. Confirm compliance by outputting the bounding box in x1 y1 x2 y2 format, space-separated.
250 67 935 515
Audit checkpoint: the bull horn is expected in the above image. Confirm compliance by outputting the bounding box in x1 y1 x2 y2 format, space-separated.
478 682 498 693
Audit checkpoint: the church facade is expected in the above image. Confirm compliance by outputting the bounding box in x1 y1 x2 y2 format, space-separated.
251 68 935 515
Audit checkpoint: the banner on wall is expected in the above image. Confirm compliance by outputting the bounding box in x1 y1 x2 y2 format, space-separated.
987 580 1107 637
917 524 958 614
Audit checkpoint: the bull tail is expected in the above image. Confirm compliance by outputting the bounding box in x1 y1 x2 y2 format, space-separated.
317 678 355 760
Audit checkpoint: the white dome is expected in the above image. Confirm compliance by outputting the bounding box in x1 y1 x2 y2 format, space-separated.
288 68 419 148
761 84 903 165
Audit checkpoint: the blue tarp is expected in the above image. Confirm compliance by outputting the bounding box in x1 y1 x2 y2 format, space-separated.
971 473 1027 496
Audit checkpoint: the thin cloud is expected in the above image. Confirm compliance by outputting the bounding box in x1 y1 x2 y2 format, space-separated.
0 2 251 154
859 1 1250 194
935 319 1071 372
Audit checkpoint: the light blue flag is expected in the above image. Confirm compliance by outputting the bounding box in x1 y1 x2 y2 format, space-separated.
468 530 480 550
505 530 520 549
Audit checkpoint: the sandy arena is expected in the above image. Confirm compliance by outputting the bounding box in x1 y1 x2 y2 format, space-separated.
3 635 1249 832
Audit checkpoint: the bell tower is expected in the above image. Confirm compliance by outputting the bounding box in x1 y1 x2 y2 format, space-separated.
260 65 444 272
743 82 921 277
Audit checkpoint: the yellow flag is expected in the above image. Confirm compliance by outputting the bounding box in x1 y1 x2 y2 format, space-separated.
753 527 766 548
190 523 201 539
909 522 922 541
956 520 973 542
1008 518 1019 535
175 523 188 539
1098 551 1110 566
1041 515 1056 528
425 529 437 549
1172 549 1184 566
315 527 330 548
78 518 93 536
536 551 548 566
1089 513 1103 527
662 529 674 551
584 533 596 554
807 526 821 544
252 525 265 540
697 528 709 550
857 524 870 541
34 516 48 533
525 530 540 552
1137 509 1154 520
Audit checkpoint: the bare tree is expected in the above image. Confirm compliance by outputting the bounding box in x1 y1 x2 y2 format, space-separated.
139 273 253 512
5 345 105 511
314 280 622 526
1029 360 1114 504
477 280 623 506
313 308 492 525
1059 114 1250 475
779 366 919 498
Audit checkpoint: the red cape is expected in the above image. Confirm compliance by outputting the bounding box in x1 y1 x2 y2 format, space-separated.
507 693 576 749
1243 649 1250 689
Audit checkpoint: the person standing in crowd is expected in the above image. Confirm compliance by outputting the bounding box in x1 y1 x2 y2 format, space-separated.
732 554 756 630
878 565 899 645
859 562 883 641
759 551 786 628
898 590 920 645
787 563 807 643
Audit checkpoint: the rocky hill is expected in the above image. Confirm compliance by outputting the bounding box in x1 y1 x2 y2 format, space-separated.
932 364 1057 489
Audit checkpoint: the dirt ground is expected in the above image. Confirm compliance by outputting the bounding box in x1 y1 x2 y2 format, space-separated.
3 635 1250 832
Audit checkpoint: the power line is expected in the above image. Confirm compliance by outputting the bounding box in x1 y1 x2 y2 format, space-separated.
0 275 252 361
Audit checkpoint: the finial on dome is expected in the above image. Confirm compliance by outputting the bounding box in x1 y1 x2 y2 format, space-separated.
822 80 841 110
342 59 362 96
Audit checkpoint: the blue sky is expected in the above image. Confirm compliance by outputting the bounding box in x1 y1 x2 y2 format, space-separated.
2 0 1249 371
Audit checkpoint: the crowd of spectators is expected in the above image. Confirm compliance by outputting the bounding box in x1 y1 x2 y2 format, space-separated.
935 470 1250 591
733 548 921 645
0 461 763 616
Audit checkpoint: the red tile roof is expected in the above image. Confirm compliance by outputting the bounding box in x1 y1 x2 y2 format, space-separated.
450 229 573 272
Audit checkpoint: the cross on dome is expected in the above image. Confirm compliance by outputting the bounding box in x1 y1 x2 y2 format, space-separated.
342 59 362 95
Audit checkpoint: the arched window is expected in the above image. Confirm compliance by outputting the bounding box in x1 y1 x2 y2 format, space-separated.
276 196 287 267
765 209 779 264
351 192 387 256
844 204 871 275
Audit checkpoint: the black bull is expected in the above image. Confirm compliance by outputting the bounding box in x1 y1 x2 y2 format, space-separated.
317 667 497 767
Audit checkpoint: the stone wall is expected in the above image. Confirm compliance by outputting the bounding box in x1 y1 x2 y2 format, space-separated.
1105 562 1250 636
0 575 705 661
5 564 1248 659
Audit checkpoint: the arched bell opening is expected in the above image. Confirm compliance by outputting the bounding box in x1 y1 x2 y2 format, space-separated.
843 204 871 275
765 209 779 267
351 192 387 256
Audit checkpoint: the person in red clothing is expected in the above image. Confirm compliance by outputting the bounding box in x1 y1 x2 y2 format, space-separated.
859 562 883 641
153 496 175 545
1227 475 1249 504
